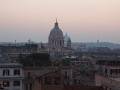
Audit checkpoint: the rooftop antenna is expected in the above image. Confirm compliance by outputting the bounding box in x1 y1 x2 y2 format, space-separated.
28 38 31 44
15 40 16 44
15 40 17 46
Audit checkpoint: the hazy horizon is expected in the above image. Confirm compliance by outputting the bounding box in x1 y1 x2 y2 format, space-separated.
0 0 120 43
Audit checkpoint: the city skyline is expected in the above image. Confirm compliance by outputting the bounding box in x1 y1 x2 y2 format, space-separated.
0 0 120 43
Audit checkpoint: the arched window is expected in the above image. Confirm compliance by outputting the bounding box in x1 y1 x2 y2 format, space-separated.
60 40 61 46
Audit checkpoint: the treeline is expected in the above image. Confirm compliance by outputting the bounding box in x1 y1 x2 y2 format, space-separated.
18 53 51 67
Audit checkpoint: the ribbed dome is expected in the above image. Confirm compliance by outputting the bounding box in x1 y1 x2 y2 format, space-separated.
48 20 64 58
49 21 63 38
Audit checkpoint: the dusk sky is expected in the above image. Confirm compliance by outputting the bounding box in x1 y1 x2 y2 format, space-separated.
0 0 120 43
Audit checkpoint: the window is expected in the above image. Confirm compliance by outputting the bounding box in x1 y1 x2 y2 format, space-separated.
74 79 77 84
27 72 31 79
60 40 61 46
13 81 20 86
105 68 107 74
44 77 51 85
110 69 113 75
30 83 32 90
3 69 10 76
3 81 9 87
54 77 60 85
64 71 68 79
14 69 20 76
26 83 32 90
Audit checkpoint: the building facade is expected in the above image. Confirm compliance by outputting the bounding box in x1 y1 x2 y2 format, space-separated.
0 63 24 90
95 60 120 90
0 43 38 62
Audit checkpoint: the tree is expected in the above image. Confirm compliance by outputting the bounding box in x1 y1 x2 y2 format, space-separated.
18 53 51 67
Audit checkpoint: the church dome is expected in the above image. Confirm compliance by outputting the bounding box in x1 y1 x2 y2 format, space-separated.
49 21 63 39
48 20 64 58
64 33 71 48
64 33 71 42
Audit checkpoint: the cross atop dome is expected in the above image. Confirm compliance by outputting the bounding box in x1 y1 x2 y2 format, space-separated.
56 18 58 23
55 18 59 28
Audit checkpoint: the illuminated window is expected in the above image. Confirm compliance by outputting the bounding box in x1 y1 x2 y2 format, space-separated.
3 81 9 87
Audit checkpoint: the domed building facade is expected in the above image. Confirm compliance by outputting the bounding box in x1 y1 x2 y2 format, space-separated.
48 20 64 58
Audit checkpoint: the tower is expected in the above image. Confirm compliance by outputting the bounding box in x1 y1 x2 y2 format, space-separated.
48 20 64 59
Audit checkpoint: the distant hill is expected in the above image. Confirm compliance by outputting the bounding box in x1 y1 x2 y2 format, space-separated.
72 42 120 50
